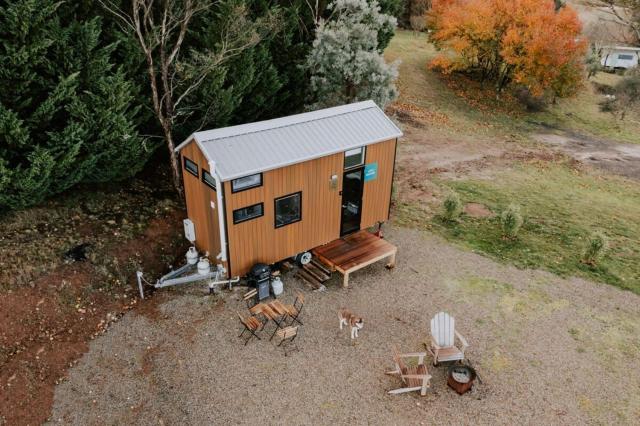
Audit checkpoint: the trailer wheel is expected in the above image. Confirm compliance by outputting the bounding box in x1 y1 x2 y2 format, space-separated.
295 251 312 266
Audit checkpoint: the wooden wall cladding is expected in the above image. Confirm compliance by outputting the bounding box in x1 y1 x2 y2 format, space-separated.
360 138 397 229
224 152 344 277
180 141 221 260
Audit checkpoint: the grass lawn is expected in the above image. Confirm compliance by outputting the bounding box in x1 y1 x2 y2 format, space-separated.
387 30 640 293
532 71 640 144
386 31 640 144
395 161 640 292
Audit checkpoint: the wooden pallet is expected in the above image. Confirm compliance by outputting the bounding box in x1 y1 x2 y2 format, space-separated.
293 258 330 289
310 258 332 275
295 268 324 290
303 263 331 282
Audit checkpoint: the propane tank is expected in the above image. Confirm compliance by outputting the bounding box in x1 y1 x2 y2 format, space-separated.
197 257 210 275
271 276 283 296
186 246 198 265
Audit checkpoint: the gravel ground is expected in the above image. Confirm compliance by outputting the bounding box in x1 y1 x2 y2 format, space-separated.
48 227 640 425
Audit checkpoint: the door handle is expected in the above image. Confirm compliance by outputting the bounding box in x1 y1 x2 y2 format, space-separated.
339 191 343 196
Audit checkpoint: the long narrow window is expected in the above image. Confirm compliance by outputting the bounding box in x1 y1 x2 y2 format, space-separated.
202 170 216 190
183 156 198 177
274 192 302 228
233 203 264 224
344 146 365 169
231 173 262 193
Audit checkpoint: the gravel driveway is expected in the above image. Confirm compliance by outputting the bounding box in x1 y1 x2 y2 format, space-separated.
48 227 640 425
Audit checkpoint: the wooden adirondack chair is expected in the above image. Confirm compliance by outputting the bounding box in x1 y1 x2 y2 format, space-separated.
428 312 468 365
386 347 432 396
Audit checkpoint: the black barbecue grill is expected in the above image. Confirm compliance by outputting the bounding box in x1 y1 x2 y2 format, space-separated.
249 263 271 301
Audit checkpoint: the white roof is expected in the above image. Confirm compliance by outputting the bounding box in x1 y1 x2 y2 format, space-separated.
176 100 402 181
602 45 640 51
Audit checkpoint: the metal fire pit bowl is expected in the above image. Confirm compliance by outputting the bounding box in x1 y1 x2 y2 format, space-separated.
447 365 477 395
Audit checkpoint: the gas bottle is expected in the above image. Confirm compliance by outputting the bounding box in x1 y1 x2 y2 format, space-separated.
271 276 283 296
197 257 210 275
186 246 198 265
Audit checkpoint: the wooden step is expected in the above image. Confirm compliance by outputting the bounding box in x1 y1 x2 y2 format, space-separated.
295 269 323 290
303 263 331 283
310 258 332 276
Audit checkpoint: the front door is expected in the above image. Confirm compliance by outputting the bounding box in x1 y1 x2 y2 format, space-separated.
340 167 364 236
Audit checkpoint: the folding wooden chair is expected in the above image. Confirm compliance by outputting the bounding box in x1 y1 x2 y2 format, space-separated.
275 326 299 356
237 312 266 345
285 293 305 326
243 288 258 308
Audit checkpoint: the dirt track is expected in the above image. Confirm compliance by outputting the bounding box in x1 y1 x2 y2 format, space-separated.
48 226 640 425
533 131 640 180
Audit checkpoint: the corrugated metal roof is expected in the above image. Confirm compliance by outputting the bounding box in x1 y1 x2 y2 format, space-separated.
176 100 403 181
602 45 640 51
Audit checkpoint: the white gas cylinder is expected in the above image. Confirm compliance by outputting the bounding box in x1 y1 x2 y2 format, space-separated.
186 246 198 265
271 276 283 296
197 257 210 275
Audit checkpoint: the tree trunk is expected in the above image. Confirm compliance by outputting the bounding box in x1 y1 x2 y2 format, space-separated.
143 47 183 198
345 81 356 102
161 120 183 198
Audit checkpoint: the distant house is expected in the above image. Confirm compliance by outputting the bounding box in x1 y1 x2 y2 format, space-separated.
600 46 640 70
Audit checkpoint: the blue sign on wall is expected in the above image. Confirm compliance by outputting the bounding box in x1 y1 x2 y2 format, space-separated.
364 162 378 182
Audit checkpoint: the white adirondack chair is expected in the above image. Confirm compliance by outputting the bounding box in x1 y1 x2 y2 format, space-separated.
428 312 468 365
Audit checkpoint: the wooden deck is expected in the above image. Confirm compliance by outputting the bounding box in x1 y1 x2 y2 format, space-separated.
312 230 397 287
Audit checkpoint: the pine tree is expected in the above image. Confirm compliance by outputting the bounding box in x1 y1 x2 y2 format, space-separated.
171 0 319 136
305 0 399 109
0 0 149 210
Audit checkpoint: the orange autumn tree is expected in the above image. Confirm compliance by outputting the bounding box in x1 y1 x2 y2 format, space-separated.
428 0 587 98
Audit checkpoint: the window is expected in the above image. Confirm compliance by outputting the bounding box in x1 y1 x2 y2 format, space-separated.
202 170 216 190
233 203 264 224
344 147 365 169
274 192 302 228
618 54 634 60
231 173 262 193
183 156 198 177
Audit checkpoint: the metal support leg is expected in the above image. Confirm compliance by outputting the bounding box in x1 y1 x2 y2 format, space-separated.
137 271 145 299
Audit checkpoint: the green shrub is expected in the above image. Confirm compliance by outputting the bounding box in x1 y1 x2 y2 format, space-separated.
582 232 608 266
599 68 640 120
500 203 523 239
442 191 462 221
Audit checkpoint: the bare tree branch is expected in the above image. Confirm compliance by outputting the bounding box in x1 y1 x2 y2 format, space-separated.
100 0 280 194
601 0 640 45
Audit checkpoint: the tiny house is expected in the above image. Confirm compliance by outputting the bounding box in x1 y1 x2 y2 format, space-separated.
175 100 402 278
600 46 640 70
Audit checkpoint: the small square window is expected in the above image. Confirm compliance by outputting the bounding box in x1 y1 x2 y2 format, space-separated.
202 170 216 190
275 192 301 228
231 173 262 193
344 147 365 169
233 203 264 224
183 157 198 177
